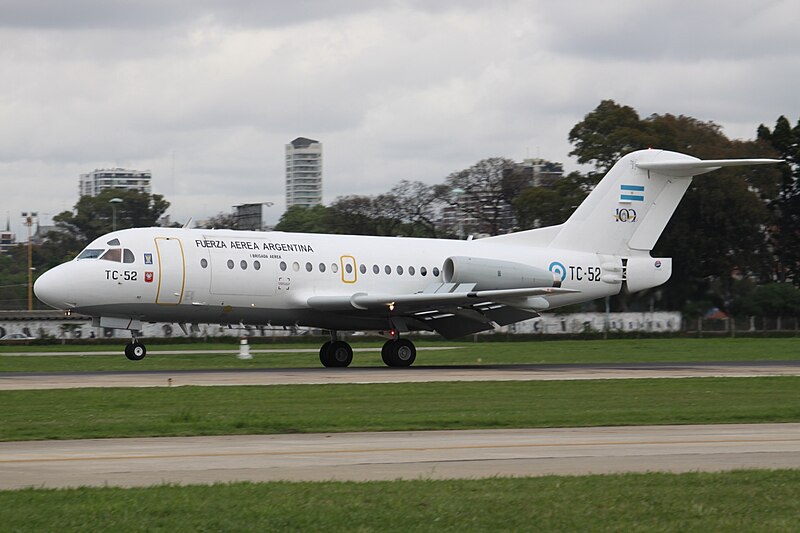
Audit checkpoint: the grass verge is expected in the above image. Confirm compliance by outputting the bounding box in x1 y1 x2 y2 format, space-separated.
2 471 800 531
1 377 799 441
1 337 799 372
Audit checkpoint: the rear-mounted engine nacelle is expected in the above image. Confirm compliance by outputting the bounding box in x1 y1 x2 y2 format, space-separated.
442 256 561 290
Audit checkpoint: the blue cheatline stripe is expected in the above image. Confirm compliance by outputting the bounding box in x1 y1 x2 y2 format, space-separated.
620 194 644 202
620 184 645 191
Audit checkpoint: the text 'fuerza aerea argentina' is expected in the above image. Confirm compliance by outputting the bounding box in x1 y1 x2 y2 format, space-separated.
194 239 314 253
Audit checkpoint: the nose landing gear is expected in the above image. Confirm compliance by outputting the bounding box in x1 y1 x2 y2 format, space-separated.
124 332 146 361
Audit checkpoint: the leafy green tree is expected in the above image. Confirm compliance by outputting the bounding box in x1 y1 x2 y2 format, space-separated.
757 115 800 283
53 189 170 244
568 99 654 174
513 172 591 229
274 205 333 233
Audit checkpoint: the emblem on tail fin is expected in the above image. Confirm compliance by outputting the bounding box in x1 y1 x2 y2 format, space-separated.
619 184 644 202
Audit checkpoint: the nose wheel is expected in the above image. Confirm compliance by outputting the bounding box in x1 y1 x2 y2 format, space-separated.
124 341 147 361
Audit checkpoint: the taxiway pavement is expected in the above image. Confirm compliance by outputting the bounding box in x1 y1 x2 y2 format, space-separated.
2 360 800 390
1 423 798 489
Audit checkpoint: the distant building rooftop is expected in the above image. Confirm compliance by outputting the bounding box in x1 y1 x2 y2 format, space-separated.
290 137 319 148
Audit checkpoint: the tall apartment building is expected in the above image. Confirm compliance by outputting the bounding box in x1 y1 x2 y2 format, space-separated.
79 168 152 197
285 137 322 208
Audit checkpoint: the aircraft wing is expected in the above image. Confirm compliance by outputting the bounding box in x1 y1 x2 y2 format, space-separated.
307 284 578 338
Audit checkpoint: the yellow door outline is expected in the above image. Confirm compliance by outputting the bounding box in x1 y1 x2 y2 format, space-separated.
340 255 357 284
154 237 186 305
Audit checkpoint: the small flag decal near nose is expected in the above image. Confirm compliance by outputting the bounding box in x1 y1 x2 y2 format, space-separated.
620 184 644 202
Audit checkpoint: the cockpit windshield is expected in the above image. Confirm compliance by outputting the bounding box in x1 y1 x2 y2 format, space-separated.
76 247 135 263
100 249 122 262
77 249 104 260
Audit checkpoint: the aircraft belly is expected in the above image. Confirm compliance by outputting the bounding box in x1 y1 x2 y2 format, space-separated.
73 303 391 331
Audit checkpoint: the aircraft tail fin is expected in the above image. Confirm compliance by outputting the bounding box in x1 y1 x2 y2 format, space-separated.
545 149 781 255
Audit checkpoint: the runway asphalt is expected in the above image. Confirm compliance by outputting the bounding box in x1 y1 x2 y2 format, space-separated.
1 423 798 489
2 360 800 390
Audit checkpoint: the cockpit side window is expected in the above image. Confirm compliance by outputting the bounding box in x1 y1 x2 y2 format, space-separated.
77 249 104 260
100 248 123 262
106 238 121 246
123 249 135 264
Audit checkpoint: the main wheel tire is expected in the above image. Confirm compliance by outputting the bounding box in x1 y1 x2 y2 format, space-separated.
320 340 353 368
382 339 416 367
381 340 394 366
328 340 353 367
125 342 146 361
319 341 333 366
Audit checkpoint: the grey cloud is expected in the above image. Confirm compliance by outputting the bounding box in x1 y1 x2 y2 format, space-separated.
540 0 799 61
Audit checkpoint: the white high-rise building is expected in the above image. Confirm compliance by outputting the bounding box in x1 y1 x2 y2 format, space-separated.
79 168 152 197
285 137 322 209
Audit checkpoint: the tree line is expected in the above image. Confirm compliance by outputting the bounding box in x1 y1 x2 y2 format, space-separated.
2 99 799 317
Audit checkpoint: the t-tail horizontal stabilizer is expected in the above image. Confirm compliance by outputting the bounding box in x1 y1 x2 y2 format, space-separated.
636 158 783 178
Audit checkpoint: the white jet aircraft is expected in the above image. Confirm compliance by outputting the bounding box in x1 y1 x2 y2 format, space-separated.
34 149 781 367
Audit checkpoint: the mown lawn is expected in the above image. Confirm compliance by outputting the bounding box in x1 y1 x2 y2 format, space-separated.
2 376 799 441
2 471 799 532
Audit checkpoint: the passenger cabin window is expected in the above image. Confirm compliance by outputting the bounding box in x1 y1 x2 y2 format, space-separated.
100 249 122 262
77 249 104 260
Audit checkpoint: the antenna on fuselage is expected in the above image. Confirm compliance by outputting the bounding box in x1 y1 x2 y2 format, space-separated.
182 217 193 229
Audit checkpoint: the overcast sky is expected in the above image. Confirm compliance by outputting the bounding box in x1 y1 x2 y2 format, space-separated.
2 0 798 236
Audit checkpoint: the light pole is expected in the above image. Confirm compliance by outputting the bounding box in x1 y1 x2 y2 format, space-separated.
109 198 123 231
451 188 465 239
21 212 37 311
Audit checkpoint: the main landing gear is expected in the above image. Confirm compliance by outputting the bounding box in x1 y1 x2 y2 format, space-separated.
124 333 146 361
319 336 354 368
381 338 416 367
318 332 417 368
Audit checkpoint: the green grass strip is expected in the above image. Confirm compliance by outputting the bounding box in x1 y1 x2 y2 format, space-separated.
2 377 799 441
1 337 800 372
2 471 800 531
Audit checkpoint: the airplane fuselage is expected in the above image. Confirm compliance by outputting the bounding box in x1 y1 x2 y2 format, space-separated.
36 227 620 332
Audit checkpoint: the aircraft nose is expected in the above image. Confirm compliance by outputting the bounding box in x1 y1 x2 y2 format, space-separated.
34 265 74 310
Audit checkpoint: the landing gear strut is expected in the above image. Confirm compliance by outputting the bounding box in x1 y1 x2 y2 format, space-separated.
319 331 353 368
381 338 416 367
125 333 146 361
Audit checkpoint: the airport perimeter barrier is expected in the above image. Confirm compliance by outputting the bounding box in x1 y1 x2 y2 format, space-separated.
0 311 798 342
